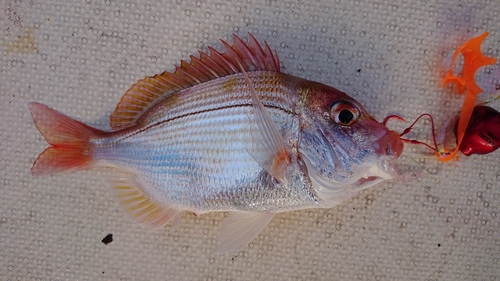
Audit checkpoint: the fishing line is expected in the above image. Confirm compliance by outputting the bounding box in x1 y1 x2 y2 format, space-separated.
384 113 440 153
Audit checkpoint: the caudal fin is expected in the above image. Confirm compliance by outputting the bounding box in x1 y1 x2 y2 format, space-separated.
29 102 105 176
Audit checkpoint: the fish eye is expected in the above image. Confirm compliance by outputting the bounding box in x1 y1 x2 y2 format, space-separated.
329 101 360 126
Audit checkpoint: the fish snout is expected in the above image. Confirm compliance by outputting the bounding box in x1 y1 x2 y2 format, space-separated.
375 130 404 159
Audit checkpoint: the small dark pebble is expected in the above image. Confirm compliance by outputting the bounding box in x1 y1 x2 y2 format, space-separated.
102 234 113 245
438 243 441 247
357 69 361 72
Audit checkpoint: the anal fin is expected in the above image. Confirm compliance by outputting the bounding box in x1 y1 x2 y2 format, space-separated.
214 211 274 254
111 173 181 231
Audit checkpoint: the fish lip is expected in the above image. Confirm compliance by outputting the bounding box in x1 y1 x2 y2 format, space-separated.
351 174 388 189
353 175 384 187
374 130 404 159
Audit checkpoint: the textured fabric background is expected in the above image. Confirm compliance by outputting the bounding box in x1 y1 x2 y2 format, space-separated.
1 0 499 280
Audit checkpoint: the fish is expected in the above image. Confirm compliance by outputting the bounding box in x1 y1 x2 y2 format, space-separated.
29 33 404 253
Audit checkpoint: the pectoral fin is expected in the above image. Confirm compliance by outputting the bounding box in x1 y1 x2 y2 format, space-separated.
214 211 275 253
238 61 291 181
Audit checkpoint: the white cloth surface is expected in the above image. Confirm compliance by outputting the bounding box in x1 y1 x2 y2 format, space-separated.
1 0 499 280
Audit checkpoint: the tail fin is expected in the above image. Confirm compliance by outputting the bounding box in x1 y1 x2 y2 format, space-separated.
29 102 105 176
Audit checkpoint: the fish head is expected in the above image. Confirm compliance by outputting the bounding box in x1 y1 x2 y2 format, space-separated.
297 82 403 203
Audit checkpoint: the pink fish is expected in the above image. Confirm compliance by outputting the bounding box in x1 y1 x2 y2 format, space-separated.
29 34 403 253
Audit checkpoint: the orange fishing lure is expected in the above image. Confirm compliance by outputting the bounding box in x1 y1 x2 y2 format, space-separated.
438 32 497 162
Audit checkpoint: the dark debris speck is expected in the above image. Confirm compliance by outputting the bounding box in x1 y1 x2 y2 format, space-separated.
101 234 113 245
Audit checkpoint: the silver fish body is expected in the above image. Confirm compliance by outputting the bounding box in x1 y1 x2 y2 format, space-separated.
29 34 403 252
95 72 316 213
92 71 401 213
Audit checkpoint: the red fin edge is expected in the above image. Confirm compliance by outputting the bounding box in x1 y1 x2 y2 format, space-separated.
29 102 104 176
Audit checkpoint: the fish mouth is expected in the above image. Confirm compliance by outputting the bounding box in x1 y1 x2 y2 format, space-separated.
352 153 399 188
353 175 385 187
352 172 395 189
350 129 402 189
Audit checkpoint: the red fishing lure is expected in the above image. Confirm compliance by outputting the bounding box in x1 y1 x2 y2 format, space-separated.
456 105 500 156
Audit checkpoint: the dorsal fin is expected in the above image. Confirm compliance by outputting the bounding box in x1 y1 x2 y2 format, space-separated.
110 33 280 130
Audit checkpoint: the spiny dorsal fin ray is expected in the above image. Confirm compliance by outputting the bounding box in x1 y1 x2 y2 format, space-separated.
110 33 281 130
